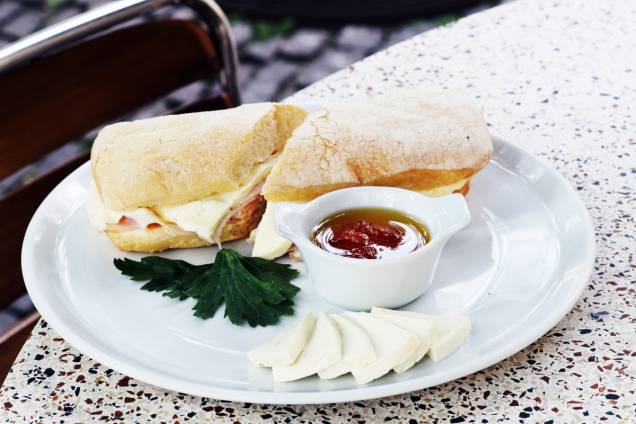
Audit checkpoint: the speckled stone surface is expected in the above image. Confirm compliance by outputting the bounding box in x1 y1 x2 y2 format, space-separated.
2 0 635 421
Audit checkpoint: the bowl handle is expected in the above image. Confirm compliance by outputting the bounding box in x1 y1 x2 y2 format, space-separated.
272 202 306 243
432 194 472 236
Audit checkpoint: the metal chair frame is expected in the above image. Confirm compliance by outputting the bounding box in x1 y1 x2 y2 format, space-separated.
0 0 241 105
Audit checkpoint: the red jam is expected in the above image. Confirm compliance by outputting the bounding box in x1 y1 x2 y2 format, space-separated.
311 208 430 259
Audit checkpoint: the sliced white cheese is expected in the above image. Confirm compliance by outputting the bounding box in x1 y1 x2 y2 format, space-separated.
151 161 272 241
417 178 468 197
370 313 437 373
344 312 418 385
247 313 316 368
251 202 292 260
318 314 376 380
371 308 471 361
272 312 341 382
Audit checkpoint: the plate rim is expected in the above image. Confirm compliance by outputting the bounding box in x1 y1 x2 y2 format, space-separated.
21 135 595 404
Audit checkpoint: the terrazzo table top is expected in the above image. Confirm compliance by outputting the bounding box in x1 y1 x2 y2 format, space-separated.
2 0 635 421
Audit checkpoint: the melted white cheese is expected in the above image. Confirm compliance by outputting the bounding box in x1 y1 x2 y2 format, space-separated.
154 161 273 241
88 161 273 238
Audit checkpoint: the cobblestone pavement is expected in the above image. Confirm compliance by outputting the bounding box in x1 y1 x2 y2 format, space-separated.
0 0 505 330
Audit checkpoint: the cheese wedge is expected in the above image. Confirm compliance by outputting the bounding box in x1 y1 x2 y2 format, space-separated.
252 202 292 259
318 314 376 380
371 313 437 373
272 313 341 382
247 313 316 368
371 308 471 361
345 312 418 385
154 161 273 242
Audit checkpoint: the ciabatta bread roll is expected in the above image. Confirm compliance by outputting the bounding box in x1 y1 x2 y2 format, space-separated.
262 87 492 202
89 103 307 252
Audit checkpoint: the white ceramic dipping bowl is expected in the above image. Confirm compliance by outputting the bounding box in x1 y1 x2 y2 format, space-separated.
274 186 471 310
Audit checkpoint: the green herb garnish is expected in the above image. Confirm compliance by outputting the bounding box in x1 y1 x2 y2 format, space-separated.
114 249 300 327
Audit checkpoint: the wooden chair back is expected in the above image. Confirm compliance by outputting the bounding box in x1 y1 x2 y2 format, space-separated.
0 17 237 380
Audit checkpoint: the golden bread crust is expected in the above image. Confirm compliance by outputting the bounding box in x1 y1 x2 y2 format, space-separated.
105 194 266 253
91 103 306 210
262 87 492 202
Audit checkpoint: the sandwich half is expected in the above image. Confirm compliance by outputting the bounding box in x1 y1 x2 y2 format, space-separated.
252 87 492 259
88 102 307 253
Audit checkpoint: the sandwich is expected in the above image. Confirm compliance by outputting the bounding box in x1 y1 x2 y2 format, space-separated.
251 87 493 259
88 102 307 253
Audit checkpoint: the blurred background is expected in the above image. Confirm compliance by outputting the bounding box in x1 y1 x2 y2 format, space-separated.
0 0 510 333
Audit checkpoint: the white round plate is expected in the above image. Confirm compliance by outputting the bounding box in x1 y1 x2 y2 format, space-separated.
22 136 594 404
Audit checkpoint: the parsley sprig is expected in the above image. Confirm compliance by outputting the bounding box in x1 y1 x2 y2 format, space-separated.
114 249 300 327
